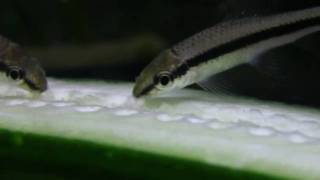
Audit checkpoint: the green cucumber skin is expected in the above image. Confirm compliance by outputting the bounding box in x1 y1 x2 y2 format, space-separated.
0 129 282 180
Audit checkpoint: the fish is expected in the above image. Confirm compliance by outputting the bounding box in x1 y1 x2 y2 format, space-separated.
133 6 320 98
0 35 47 92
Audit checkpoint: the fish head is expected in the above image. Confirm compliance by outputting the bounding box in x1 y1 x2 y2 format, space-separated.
133 49 185 98
4 56 48 92
1 43 47 92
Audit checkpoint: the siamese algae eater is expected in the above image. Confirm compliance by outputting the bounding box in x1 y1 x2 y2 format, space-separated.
0 35 47 92
133 6 320 98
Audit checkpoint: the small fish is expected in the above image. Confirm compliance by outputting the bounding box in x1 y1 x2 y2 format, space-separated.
133 6 320 98
0 35 47 92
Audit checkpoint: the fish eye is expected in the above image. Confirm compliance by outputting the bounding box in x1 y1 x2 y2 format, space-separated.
6 66 25 80
154 71 173 87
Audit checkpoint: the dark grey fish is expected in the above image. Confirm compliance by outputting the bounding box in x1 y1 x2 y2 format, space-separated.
0 35 47 92
133 6 320 98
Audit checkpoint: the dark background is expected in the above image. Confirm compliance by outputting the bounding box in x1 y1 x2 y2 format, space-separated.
0 0 320 107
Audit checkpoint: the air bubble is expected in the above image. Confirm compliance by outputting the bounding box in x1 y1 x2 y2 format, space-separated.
6 99 29 106
104 95 128 108
249 127 274 137
157 114 183 122
27 101 47 108
208 122 233 129
288 134 308 144
74 106 101 112
185 117 207 124
52 102 74 107
114 109 138 116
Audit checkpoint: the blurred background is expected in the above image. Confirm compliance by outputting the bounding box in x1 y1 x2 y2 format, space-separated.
0 0 320 107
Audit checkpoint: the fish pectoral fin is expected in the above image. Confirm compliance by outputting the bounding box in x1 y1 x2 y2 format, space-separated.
197 64 265 96
294 31 320 59
248 29 320 78
198 39 320 98
249 41 320 83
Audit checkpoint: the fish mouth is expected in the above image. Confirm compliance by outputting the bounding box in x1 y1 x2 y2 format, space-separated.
133 83 154 98
24 78 48 92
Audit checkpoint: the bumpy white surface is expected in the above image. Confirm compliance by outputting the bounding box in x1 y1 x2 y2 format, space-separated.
0 77 320 179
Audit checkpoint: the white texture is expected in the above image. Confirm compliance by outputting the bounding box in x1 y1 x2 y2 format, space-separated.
1 77 320 179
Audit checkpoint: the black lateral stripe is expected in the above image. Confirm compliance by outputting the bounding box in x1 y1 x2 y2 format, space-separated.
172 62 189 79
186 16 320 68
138 84 155 97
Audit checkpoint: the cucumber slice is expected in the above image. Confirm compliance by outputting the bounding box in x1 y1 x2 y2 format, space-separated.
0 78 319 179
